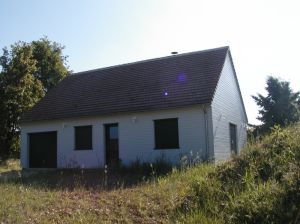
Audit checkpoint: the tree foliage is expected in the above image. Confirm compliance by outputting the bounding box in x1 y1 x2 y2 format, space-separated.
252 76 300 133
0 38 69 158
31 37 69 91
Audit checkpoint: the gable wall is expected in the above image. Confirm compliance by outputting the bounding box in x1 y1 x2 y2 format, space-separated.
211 53 247 160
21 106 208 168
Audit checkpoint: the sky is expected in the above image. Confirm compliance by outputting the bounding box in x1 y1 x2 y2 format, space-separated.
1 0 300 124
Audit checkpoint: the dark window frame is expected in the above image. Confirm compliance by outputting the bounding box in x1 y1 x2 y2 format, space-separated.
154 118 179 150
74 125 93 150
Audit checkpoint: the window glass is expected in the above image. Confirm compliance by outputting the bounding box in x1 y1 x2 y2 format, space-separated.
154 118 179 149
109 126 118 139
75 125 92 150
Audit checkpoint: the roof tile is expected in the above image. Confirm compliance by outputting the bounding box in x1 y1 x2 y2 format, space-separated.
21 46 229 123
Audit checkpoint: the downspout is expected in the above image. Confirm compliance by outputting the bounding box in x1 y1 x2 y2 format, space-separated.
203 107 209 161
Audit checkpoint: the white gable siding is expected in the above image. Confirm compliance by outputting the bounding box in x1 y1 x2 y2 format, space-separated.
211 53 247 160
21 106 208 168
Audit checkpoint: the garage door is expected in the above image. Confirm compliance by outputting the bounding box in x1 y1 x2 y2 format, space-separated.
29 131 57 168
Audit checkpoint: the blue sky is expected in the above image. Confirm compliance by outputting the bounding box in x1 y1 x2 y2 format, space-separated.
1 0 300 124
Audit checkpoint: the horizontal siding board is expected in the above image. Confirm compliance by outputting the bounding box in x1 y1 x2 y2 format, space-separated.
21 106 207 168
211 53 247 161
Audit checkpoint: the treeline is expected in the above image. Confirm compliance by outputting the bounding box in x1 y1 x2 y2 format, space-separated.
0 37 69 158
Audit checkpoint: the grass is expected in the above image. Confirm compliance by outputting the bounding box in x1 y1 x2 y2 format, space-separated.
0 159 20 173
0 163 214 223
0 124 300 223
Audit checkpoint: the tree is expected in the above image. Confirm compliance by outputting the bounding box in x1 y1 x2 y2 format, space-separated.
252 76 300 133
0 42 44 157
0 38 69 158
31 37 69 92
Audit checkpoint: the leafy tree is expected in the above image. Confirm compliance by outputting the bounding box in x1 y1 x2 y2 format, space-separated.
252 76 300 133
0 42 44 157
31 37 69 92
0 38 69 158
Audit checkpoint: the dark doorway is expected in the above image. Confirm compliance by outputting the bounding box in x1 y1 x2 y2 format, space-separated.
229 123 237 154
105 124 119 166
29 131 57 168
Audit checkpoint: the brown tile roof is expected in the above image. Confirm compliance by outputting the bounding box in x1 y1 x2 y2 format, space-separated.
21 46 229 123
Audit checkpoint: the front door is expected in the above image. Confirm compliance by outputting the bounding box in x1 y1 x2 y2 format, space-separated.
105 124 119 166
230 123 237 154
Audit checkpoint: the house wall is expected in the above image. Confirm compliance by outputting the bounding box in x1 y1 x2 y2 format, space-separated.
206 107 215 160
21 106 208 168
211 53 248 161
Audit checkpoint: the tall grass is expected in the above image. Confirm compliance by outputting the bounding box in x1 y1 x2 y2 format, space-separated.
177 124 300 223
0 124 299 223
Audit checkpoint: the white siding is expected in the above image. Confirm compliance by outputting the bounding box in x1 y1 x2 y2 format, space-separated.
206 107 215 160
211 53 247 161
21 106 208 168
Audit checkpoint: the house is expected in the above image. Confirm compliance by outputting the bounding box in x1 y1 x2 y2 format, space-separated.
20 46 248 169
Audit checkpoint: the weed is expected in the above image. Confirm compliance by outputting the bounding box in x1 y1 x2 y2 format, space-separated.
0 124 300 223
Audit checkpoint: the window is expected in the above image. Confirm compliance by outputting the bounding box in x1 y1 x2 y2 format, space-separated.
229 123 237 154
75 125 92 150
154 118 179 149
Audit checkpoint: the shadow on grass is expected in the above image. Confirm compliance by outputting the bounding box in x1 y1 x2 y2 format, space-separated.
0 162 174 191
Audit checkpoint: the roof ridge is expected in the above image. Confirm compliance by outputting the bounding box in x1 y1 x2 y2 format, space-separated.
72 46 229 76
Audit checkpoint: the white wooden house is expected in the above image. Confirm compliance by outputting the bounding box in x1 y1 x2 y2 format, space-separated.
20 46 247 168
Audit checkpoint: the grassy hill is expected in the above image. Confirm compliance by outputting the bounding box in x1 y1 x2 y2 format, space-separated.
0 124 299 223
